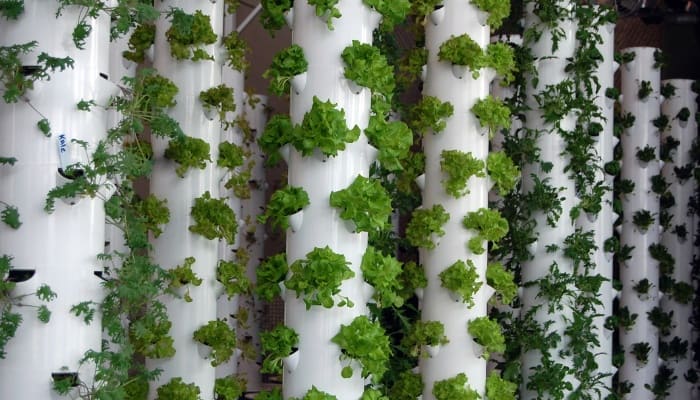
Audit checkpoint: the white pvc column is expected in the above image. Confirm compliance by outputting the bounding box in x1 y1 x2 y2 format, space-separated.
238 93 269 392
0 3 112 398
147 1 224 398
419 2 491 398
284 2 378 398
574 22 616 395
520 2 578 398
619 47 661 399
660 79 697 399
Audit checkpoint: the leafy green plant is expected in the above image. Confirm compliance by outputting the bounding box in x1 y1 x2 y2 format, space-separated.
156 377 201 400
486 151 519 196
193 319 237 367
632 210 654 233
636 145 656 163
291 386 338 400
410 96 454 135
260 325 299 374
676 107 691 122
647 306 673 336
362 0 411 31
189 191 237 244
484 42 516 84
462 208 508 254
199 84 236 127
256 388 283 400
432 373 479 400
631 342 651 364
308 0 341 30
605 306 637 332
0 41 75 103
264 45 308 96
401 320 449 357
0 255 57 359
123 23 155 63
398 261 427 300
660 82 676 98
653 114 670 131
258 186 310 231
0 0 23 20
605 87 620 100
486 261 517 304
258 114 294 166
330 175 392 232
167 257 202 302
217 260 250 299
292 96 360 157
653 49 666 69
217 141 245 171
638 80 653 100
285 246 355 309
467 316 505 358
256 253 288 301
438 34 484 77
260 0 292 34
214 376 246 400
388 370 423 400
165 8 217 61
406 205 450 249
341 40 394 98
360 388 388 400
164 135 211 178
439 260 482 306
615 51 636 65
222 30 249 71
471 95 511 137
364 116 413 171
440 150 485 198
0 201 20 229
331 315 391 383
361 246 403 308
471 0 510 29
486 371 517 400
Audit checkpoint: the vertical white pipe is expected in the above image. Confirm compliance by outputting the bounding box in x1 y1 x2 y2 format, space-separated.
520 2 578 398
660 79 697 399
147 1 224 397
420 1 491 398
574 22 616 395
619 46 661 399
284 1 377 398
0 3 110 398
239 93 269 392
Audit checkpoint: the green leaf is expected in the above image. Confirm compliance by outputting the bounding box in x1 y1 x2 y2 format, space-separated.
292 96 360 157
471 95 511 137
331 315 391 383
1 203 21 229
406 205 450 249
264 44 308 96
341 40 395 98
36 305 51 323
432 373 479 400
261 325 299 374
164 135 211 178
486 151 519 196
259 114 295 166
467 316 505 358
193 319 237 367
462 208 508 254
439 259 482 306
365 116 412 171
361 246 403 308
155 377 201 400
258 186 310 231
255 253 288 301
285 246 355 309
260 0 293 34
409 96 454 135
486 262 517 304
401 320 448 357
486 371 517 400
440 150 485 198
362 0 410 31
165 9 217 61
189 191 238 244
438 34 485 75
307 0 341 30
70 301 96 324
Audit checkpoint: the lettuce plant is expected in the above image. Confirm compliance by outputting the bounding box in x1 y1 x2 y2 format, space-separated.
261 325 299 374
164 135 211 178
341 40 394 98
401 320 449 357
285 246 355 309
467 316 505 358
214 376 246 400
484 42 516 84
122 23 155 63
439 260 482 306
471 95 511 137
260 0 292 34
329 175 392 232
438 34 485 77
406 205 450 249
485 371 517 400
255 253 288 301
189 191 237 244
361 246 403 307
165 9 217 61
364 115 413 171
258 114 295 166
432 373 479 400
362 0 411 31
291 386 338 400
440 150 485 198
462 208 508 254
222 30 249 71
167 256 202 302
410 96 454 135
293 97 361 157
331 315 391 383
193 319 237 367
156 377 201 400
471 0 511 30
308 0 341 30
258 186 310 231
216 260 250 299
264 44 308 96
199 84 236 127
487 151 519 196
486 262 517 304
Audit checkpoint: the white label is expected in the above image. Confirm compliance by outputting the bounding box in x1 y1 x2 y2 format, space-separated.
56 133 72 170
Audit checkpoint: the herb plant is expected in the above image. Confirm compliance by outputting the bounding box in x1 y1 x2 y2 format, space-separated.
440 150 485 198
285 246 355 309
193 319 237 367
439 260 482 306
331 315 391 383
330 175 392 232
